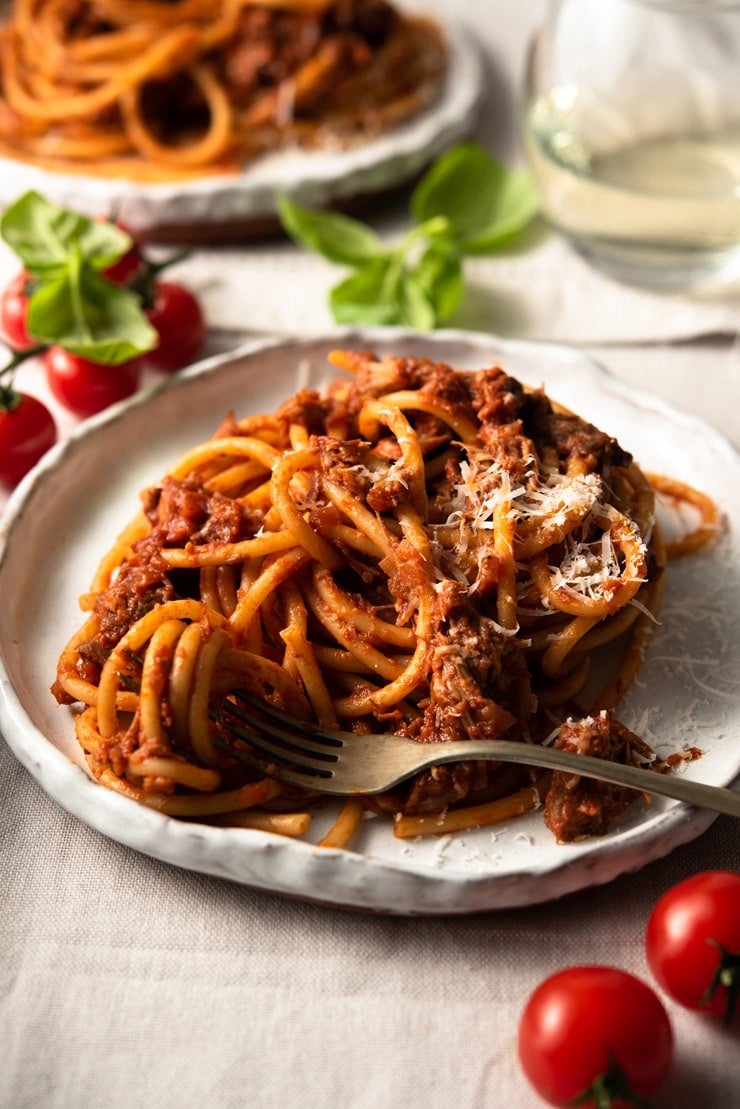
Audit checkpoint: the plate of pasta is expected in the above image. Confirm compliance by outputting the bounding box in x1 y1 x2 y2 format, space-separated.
0 0 483 240
1 328 739 915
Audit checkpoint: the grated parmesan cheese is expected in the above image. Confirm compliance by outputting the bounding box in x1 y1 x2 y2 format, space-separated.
448 452 603 533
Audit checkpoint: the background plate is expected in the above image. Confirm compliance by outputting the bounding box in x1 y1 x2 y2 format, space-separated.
0 19 482 242
1 328 739 914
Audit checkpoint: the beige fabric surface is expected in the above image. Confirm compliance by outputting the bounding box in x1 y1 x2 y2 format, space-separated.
2 2 740 1107
2 735 740 1108
136 236 739 347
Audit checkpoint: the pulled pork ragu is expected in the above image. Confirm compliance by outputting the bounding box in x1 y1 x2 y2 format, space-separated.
544 712 666 843
54 350 693 845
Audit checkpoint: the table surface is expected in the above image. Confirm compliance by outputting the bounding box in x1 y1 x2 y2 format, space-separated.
2 3 739 1107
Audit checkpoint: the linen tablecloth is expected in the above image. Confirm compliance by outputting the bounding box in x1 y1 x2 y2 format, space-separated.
2 2 739 1107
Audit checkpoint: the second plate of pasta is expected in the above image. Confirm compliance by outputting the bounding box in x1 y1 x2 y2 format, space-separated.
0 3 483 239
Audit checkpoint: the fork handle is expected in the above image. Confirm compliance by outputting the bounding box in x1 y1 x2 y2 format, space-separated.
388 738 740 819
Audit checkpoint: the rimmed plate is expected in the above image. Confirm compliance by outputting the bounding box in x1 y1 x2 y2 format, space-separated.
1 328 739 914
0 19 483 241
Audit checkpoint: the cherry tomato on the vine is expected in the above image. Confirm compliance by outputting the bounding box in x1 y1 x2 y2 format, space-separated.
0 392 57 486
103 244 143 285
145 280 205 372
1 271 36 351
44 346 143 417
99 218 143 285
646 870 740 1026
518 966 673 1108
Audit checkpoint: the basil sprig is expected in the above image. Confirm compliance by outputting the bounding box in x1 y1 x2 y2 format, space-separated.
0 191 157 364
277 143 539 329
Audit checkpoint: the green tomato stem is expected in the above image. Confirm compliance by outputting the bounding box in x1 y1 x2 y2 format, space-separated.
127 249 191 309
0 342 46 380
0 380 21 411
570 1056 654 1109
702 940 740 1027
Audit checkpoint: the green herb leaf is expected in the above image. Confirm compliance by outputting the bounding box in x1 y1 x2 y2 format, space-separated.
27 262 157 365
330 258 439 330
1 191 161 364
329 258 403 325
397 273 437 329
1 191 130 278
414 239 463 323
410 143 538 253
461 167 539 253
276 142 540 331
277 195 383 266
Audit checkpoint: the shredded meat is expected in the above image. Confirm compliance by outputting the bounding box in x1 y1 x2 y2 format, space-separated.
86 535 175 658
477 421 535 485
469 368 632 473
528 402 632 473
544 712 663 842
216 0 397 106
402 608 528 814
469 368 527 427
348 354 477 425
142 475 253 546
78 475 254 667
278 389 349 439
313 435 376 499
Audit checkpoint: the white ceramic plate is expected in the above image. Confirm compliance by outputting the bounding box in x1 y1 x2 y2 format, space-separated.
0 19 482 238
1 328 739 915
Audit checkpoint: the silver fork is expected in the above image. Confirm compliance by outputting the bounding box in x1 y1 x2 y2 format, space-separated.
218 696 740 819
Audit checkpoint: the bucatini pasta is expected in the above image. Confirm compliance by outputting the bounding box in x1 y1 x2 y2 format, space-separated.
0 0 446 180
52 349 719 846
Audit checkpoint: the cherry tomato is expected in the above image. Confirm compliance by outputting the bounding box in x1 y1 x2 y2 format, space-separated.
1 271 36 350
44 346 142 417
646 870 740 1026
145 280 205 372
103 244 143 285
0 391 57 485
99 218 143 285
518 966 673 1107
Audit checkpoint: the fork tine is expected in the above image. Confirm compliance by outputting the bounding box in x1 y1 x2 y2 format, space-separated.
231 691 346 746
223 697 343 759
220 714 334 783
218 702 338 779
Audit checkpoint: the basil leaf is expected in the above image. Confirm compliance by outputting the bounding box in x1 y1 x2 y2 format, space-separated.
461 167 539 253
329 258 403 325
414 239 463 323
1 191 130 277
275 144 541 330
277 195 383 266
330 248 449 330
397 274 437 329
28 263 157 364
410 143 538 253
